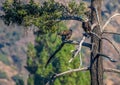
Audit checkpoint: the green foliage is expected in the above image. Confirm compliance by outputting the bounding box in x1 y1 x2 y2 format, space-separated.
27 23 90 85
2 0 90 85
27 43 36 58
2 0 87 33
12 74 24 85
2 0 25 25
0 71 7 79
27 75 34 85
68 0 87 16
0 54 10 65
26 43 38 74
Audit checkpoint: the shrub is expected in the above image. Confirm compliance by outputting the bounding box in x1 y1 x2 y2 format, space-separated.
0 71 7 79
0 54 10 65
12 75 24 85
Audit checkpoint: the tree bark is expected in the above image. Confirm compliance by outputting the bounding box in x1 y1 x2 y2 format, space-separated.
90 0 103 85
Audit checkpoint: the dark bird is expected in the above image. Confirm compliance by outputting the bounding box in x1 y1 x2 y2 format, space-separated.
45 29 72 68
58 29 72 41
82 19 91 33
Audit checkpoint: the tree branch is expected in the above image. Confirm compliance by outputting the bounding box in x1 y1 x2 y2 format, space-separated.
103 31 120 35
56 15 84 22
90 32 101 39
91 23 98 30
101 37 120 57
45 42 65 68
63 40 79 44
97 53 117 62
63 40 92 48
104 68 120 74
69 36 86 62
102 13 120 31
53 67 89 77
45 39 92 68
45 67 89 85
82 42 92 48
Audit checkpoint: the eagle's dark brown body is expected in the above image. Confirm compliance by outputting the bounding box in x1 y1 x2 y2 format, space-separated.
58 29 72 41
82 21 91 33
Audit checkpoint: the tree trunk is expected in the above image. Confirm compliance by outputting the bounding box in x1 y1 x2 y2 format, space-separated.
90 0 103 85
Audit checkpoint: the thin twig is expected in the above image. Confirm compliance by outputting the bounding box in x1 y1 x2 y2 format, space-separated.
79 52 82 68
103 31 120 35
97 53 117 62
102 13 120 31
69 36 86 62
102 37 120 57
104 68 120 74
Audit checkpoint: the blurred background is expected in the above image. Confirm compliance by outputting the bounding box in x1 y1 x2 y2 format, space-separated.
0 0 120 85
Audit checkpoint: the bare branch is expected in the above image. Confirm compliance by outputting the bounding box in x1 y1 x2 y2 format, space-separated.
79 52 82 68
90 32 101 39
54 67 89 77
103 31 120 35
91 23 98 30
97 53 117 62
45 67 89 85
102 13 120 31
64 40 92 48
69 36 86 62
101 37 120 57
104 68 120 74
63 40 79 44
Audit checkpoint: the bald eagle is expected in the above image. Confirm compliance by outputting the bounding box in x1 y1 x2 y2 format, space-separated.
82 21 91 33
58 29 72 41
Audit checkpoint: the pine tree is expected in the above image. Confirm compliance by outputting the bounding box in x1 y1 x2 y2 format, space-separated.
1 0 90 85
27 22 90 85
